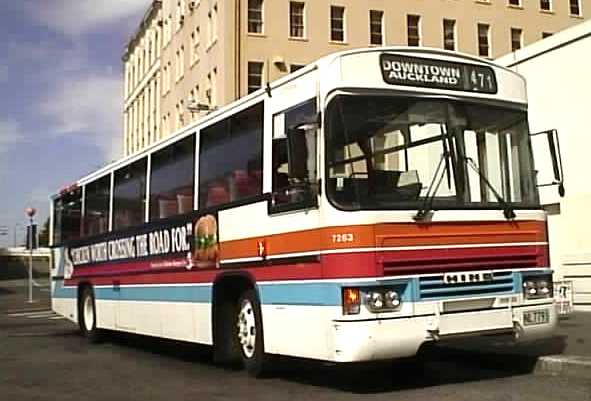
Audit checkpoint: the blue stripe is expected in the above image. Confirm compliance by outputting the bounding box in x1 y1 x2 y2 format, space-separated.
95 285 212 303
258 282 342 306
52 270 547 305
52 281 77 299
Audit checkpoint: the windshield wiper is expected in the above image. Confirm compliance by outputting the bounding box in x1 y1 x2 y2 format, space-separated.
413 151 450 221
463 156 516 220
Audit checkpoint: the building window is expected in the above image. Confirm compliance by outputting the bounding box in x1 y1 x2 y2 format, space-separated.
478 23 490 57
540 0 551 11
176 102 185 130
165 14 172 45
511 28 522 51
570 0 581 16
248 61 264 94
330 6 345 42
289 1 305 38
175 46 185 81
508 0 521 6
542 31 553 38
248 0 264 33
369 10 384 45
206 67 217 108
290 64 305 73
207 4 218 46
191 27 200 65
176 0 185 31
443 19 456 51
407 15 420 46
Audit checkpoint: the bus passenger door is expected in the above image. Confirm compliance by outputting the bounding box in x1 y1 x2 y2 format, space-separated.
262 98 329 359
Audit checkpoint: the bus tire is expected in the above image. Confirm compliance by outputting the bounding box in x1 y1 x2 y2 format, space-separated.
237 289 269 377
79 286 101 343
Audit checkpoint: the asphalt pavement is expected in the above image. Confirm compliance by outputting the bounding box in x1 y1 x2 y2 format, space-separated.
1 279 590 401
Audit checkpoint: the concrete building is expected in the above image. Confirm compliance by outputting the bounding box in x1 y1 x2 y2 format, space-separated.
123 0 588 156
123 1 163 156
497 19 591 311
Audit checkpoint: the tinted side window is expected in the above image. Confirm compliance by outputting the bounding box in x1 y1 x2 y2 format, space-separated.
150 135 195 220
199 102 263 209
52 188 82 244
113 158 147 230
83 175 111 236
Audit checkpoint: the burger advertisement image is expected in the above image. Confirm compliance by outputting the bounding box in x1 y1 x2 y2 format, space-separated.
191 214 220 269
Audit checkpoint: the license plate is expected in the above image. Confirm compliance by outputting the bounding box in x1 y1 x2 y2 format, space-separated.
523 309 549 326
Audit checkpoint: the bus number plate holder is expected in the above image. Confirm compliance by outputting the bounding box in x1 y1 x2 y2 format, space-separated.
523 309 549 326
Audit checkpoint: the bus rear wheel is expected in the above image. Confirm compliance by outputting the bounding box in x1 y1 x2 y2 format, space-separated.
237 289 269 377
79 286 101 343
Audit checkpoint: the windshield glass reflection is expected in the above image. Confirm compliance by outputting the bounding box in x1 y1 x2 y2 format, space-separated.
325 95 539 211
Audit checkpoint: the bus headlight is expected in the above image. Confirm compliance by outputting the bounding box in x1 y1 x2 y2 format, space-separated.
364 288 402 313
385 290 401 309
522 274 553 299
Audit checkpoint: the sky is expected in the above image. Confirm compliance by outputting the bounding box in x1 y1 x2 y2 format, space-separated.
0 0 150 247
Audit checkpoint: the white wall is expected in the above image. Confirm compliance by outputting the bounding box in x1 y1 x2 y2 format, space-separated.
498 21 591 310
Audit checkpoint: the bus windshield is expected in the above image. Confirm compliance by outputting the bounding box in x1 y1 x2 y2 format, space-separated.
325 94 539 211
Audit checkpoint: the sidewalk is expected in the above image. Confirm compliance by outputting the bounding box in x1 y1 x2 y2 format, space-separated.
433 311 591 379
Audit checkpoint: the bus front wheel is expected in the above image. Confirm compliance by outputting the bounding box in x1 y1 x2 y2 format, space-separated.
79 286 101 343
237 289 269 377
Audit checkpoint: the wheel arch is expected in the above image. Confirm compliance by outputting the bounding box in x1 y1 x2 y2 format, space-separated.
211 271 259 364
76 281 93 324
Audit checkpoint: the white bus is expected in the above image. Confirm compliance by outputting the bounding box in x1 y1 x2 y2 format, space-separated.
50 47 563 376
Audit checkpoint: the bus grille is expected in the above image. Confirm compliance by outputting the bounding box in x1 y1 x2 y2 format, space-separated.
418 271 515 300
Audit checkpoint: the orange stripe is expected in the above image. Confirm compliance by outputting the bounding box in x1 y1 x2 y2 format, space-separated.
219 220 546 260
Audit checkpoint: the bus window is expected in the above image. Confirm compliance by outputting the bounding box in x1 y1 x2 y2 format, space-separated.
199 102 263 209
150 135 195 220
271 99 318 211
113 158 147 230
52 187 82 244
83 175 111 236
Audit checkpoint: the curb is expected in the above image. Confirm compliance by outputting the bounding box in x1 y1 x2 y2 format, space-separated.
535 355 591 379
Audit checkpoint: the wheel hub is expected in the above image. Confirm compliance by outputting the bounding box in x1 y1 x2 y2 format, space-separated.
237 299 256 358
83 296 94 331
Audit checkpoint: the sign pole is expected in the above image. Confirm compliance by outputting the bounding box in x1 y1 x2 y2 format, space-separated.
25 208 36 304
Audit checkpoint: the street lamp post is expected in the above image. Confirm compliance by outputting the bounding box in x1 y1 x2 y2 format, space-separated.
25 208 36 303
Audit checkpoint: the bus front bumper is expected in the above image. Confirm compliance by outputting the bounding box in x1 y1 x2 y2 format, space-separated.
330 302 557 363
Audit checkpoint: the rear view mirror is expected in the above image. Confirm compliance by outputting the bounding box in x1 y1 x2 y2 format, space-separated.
530 129 565 197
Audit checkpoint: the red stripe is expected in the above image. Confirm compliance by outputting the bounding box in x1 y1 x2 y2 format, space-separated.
64 244 546 287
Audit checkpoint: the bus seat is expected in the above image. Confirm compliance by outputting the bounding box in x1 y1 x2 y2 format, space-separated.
177 194 193 214
207 184 230 207
158 197 177 219
232 170 251 198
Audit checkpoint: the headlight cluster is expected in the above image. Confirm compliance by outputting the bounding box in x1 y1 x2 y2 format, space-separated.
522 274 553 299
342 287 403 315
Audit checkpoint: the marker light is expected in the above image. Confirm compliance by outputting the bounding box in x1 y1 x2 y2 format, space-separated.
342 288 361 315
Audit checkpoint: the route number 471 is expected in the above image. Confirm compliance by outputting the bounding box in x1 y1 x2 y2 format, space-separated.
470 70 493 91
332 233 354 243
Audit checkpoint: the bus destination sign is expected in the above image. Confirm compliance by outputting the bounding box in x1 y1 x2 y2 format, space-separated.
380 54 498 94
